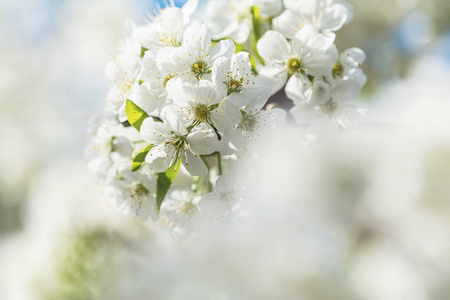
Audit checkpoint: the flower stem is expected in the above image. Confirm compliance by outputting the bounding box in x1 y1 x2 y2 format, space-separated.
217 152 223 176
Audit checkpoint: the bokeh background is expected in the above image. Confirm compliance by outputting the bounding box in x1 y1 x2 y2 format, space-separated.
1 0 449 299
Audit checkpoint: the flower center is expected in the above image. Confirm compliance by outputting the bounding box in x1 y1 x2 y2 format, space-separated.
160 36 181 47
121 82 132 92
180 202 197 215
287 57 304 74
127 182 149 197
169 137 186 151
227 77 244 95
240 114 257 132
191 60 211 79
164 75 174 87
333 63 344 78
194 103 211 123
321 100 338 115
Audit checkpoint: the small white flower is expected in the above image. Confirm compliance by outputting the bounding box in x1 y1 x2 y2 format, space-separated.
160 186 201 238
104 165 157 221
213 52 268 107
257 26 334 94
134 52 177 115
105 20 141 117
276 0 353 37
328 46 367 86
202 0 252 44
134 7 189 56
156 21 235 81
223 88 286 153
290 79 363 132
200 175 241 217
140 112 218 176
166 78 232 134
87 118 134 184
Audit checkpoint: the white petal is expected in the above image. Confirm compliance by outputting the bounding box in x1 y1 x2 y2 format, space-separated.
145 145 176 173
210 107 233 134
272 9 303 39
209 39 236 61
183 21 212 53
217 128 243 155
309 80 332 105
187 130 218 155
244 87 271 114
321 4 349 32
233 22 251 44
182 0 198 16
166 186 192 203
342 47 366 66
156 46 183 74
140 117 171 145
283 0 317 14
331 79 361 103
223 100 243 127
112 136 134 158
182 149 208 176
285 74 310 103
167 77 195 106
197 79 224 104
290 103 318 125
257 30 291 63
293 24 318 47
162 110 188 136
303 51 333 76
343 68 367 86
258 66 288 94
212 56 231 95
231 52 252 78
129 83 160 115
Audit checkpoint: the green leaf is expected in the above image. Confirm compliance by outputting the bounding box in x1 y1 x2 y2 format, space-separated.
131 144 152 172
125 99 149 132
156 159 182 212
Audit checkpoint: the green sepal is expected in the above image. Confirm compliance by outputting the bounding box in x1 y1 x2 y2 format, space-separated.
156 159 182 213
131 144 152 172
125 99 149 132
140 47 148 58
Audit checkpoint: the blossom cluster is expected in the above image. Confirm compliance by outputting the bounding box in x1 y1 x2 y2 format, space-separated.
87 0 366 237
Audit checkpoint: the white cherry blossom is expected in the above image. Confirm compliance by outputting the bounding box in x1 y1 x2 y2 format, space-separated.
134 5 192 57
276 0 353 37
257 25 334 94
328 46 367 86
202 0 252 44
166 78 232 134
105 20 141 117
160 186 201 239
156 21 235 81
200 175 242 217
134 52 177 116
104 164 157 221
212 52 268 107
87 118 134 184
290 79 363 132
140 112 218 176
223 88 286 153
